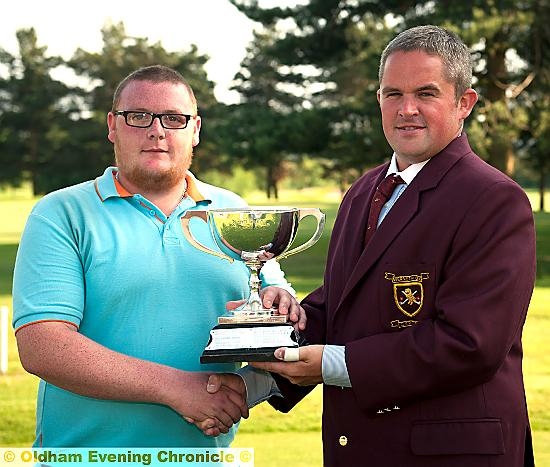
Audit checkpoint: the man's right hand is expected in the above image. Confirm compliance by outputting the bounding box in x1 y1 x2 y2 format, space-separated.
165 372 248 435
185 373 248 436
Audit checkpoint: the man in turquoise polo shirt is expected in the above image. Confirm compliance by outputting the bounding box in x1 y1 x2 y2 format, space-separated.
12 65 303 447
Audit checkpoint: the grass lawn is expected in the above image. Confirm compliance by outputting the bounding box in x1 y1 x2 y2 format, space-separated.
0 188 549 466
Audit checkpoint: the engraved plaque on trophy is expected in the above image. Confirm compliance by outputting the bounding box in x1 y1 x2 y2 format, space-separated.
181 207 325 363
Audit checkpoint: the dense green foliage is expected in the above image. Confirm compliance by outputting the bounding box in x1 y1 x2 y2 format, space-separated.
0 2 548 200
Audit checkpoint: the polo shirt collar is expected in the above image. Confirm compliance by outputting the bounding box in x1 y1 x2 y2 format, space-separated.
94 167 210 203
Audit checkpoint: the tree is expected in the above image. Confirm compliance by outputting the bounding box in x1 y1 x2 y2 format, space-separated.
222 30 324 198
230 0 549 187
0 28 79 194
229 1 395 189
516 0 550 211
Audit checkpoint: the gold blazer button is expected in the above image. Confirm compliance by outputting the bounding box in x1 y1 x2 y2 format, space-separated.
339 436 348 446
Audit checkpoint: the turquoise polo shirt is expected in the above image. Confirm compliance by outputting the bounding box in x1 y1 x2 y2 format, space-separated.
13 167 292 448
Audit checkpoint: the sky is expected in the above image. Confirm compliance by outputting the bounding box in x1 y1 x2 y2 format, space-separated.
0 0 274 103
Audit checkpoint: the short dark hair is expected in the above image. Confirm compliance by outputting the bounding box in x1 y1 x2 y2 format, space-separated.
379 25 473 101
112 65 198 113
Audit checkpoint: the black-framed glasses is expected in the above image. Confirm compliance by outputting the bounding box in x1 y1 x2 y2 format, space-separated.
113 110 195 129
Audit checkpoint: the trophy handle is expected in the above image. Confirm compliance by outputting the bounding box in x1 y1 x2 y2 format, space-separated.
277 208 326 261
181 211 234 263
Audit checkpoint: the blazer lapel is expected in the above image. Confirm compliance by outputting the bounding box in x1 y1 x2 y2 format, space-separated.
338 168 387 271
336 184 423 311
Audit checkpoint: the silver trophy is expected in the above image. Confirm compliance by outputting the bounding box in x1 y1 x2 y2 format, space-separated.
181 207 325 363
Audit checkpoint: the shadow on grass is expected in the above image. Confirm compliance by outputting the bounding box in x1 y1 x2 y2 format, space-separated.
0 244 18 295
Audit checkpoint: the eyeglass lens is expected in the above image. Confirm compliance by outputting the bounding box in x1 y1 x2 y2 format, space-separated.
126 112 189 129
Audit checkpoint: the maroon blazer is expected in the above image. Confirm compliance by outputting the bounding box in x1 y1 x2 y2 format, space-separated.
270 134 536 466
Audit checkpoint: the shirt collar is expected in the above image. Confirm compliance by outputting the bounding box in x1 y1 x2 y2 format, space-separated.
94 167 210 203
386 154 430 185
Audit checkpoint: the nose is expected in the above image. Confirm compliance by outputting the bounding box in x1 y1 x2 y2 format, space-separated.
398 95 419 118
146 116 166 140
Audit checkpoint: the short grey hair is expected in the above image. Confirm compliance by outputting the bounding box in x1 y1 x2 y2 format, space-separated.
112 64 198 114
379 25 473 101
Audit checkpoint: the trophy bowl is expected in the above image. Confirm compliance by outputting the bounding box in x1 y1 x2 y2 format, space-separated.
181 206 325 363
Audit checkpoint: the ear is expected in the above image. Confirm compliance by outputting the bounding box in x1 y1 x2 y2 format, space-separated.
192 115 202 147
376 88 382 105
107 112 116 144
457 88 478 120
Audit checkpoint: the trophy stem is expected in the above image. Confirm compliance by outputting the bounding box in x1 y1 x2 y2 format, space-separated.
232 259 272 317
247 265 264 312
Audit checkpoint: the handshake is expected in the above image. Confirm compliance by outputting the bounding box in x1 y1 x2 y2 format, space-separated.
183 344 325 437
183 372 248 437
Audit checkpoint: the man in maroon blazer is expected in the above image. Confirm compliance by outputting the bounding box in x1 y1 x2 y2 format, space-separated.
247 25 536 466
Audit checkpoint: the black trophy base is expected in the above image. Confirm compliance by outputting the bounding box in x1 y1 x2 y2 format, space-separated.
201 346 285 363
200 322 299 364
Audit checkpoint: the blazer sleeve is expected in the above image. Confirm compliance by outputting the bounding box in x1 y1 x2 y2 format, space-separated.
268 285 328 412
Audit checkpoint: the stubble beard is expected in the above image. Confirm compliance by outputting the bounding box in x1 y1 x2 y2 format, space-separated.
114 145 193 193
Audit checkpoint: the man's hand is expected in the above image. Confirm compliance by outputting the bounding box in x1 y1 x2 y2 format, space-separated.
166 372 248 435
262 286 306 331
187 373 249 437
251 345 324 386
226 286 306 331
